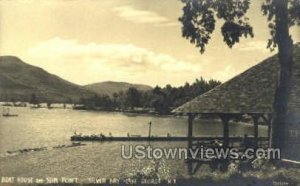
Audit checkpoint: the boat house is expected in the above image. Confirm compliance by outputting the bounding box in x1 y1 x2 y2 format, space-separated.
173 45 300 161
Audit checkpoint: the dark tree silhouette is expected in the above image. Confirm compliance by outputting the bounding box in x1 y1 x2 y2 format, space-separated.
125 87 141 110
179 0 300 150
30 93 39 106
80 77 220 114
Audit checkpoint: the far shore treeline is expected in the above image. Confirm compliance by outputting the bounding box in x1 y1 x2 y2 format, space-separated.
77 77 221 114
10 77 222 115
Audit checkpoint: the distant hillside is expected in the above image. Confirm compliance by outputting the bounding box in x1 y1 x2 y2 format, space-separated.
0 56 95 103
84 81 152 96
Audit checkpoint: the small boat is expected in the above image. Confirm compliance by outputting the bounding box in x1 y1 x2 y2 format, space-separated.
2 107 18 117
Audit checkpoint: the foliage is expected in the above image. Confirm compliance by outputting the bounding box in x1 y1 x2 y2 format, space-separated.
262 0 300 50
80 94 113 110
126 87 142 109
29 93 39 105
80 77 221 114
179 0 253 53
179 0 299 52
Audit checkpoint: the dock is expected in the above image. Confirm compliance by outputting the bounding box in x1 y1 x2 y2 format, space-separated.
70 135 268 146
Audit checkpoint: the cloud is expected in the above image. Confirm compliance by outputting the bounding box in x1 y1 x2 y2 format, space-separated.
213 65 239 82
112 6 179 27
26 37 202 86
237 40 275 53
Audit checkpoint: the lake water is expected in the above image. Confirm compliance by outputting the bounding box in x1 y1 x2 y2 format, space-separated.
0 106 267 181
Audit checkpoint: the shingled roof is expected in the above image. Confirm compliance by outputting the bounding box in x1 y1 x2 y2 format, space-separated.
173 45 300 114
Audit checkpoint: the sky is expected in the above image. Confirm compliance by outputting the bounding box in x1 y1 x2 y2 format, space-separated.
0 0 299 87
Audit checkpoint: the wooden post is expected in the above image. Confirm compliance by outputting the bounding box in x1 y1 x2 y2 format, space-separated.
267 114 272 147
148 121 152 138
187 113 194 152
249 114 260 148
187 113 195 175
220 115 230 148
188 114 193 140
262 114 272 147
267 119 272 147
251 115 260 147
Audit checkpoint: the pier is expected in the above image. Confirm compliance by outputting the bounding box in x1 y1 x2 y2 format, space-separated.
70 135 268 147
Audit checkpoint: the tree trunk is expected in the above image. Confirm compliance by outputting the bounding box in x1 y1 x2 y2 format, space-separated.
271 0 294 150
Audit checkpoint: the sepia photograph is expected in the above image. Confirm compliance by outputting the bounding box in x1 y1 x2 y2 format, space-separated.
0 0 300 185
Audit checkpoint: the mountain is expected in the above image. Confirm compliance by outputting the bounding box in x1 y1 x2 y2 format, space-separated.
0 56 95 103
84 81 152 96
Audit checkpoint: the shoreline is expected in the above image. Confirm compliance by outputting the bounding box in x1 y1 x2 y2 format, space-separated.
1 105 267 127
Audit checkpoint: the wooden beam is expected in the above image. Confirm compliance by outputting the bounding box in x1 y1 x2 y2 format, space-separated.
262 114 272 147
187 113 196 149
267 119 272 147
187 113 195 175
188 113 194 141
250 114 262 148
253 116 259 147
219 114 231 148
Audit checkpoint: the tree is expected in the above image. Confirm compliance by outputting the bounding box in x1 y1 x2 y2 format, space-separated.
30 93 39 106
112 92 118 108
179 0 300 150
10 98 16 106
125 87 141 110
261 0 298 151
47 102 52 109
150 94 170 114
